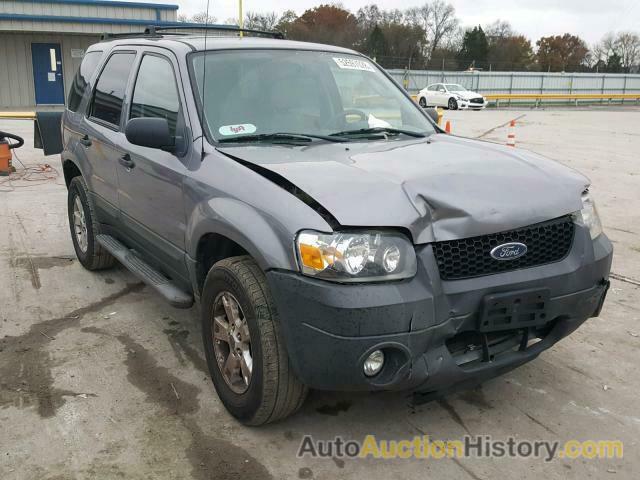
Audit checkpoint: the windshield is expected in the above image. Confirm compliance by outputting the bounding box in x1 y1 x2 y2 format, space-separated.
190 49 435 142
446 84 467 92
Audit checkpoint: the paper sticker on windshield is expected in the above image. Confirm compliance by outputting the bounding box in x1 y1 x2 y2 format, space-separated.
333 57 375 72
219 124 257 136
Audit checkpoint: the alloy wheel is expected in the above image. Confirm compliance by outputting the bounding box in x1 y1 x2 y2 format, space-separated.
73 196 88 253
212 291 253 394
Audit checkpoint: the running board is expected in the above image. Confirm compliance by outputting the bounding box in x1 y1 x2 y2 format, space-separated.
96 234 194 309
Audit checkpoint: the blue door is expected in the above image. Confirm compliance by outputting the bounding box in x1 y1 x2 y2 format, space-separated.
31 43 65 105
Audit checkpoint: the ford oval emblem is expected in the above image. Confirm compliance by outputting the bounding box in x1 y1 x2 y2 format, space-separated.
490 242 527 261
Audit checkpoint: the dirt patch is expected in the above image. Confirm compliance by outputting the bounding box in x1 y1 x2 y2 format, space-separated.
105 330 272 480
117 332 201 415
163 328 208 375
316 400 351 416
0 282 144 417
437 399 471 435
13 255 76 289
458 387 493 410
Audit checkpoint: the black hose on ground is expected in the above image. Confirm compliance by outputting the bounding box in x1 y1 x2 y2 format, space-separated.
0 130 25 149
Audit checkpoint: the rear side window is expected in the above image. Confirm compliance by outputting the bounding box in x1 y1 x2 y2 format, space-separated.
130 54 186 153
67 51 102 112
89 52 135 127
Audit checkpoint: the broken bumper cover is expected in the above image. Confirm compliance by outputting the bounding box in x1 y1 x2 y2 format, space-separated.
266 226 612 394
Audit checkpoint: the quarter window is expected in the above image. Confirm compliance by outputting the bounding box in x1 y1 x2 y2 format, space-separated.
130 54 184 151
90 52 135 127
68 51 102 112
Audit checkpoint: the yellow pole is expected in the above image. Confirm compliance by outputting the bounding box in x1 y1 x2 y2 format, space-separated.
239 0 243 38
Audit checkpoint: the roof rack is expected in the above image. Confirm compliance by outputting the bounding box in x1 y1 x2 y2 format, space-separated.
100 24 284 41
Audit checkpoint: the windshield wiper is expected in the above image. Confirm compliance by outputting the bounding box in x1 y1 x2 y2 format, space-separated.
329 127 426 139
218 133 347 144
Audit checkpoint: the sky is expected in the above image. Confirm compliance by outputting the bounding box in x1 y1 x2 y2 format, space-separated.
145 0 639 45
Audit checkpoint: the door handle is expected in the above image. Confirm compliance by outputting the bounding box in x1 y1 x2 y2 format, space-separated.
118 154 135 170
79 134 92 147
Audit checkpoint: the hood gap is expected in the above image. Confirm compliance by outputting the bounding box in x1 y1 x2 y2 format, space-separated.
217 149 340 229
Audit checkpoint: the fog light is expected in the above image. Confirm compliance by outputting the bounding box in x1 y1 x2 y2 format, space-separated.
363 350 384 377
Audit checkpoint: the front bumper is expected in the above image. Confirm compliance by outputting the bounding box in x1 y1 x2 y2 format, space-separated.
458 98 487 109
266 225 613 395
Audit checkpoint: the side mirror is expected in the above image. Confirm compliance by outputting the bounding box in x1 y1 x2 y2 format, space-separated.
425 107 439 124
125 117 174 151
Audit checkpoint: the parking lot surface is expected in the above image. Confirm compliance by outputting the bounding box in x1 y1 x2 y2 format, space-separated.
1 108 639 479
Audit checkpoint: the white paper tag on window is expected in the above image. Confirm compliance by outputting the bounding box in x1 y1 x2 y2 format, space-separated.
219 124 257 136
333 57 375 72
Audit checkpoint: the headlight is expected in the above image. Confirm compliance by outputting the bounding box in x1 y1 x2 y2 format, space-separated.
296 230 417 282
574 190 603 239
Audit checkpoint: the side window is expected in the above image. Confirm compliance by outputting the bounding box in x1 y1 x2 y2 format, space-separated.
130 54 185 153
68 51 102 112
89 52 135 127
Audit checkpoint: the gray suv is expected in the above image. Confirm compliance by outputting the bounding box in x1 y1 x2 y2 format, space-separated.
61 27 612 425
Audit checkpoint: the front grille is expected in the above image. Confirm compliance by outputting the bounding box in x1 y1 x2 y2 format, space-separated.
433 216 575 280
470 97 484 104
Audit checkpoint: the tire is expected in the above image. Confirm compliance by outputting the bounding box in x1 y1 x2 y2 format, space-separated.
67 176 115 270
419 97 427 108
448 97 458 110
201 256 308 425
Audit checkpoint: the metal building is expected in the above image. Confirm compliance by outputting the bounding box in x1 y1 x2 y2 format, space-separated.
0 0 182 109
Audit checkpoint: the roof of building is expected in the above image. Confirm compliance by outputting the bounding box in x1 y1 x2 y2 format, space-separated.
9 0 178 10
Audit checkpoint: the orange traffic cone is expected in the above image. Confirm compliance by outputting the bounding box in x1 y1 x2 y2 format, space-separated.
507 120 516 147
445 120 451 133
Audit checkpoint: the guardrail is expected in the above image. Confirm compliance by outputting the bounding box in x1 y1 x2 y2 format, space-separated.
485 93 640 107
0 111 37 120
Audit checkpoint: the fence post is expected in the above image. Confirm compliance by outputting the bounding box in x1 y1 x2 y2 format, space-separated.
623 75 628 106
509 73 514 107
601 75 605 105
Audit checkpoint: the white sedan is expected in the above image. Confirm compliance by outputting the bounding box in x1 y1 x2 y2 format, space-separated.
417 83 487 110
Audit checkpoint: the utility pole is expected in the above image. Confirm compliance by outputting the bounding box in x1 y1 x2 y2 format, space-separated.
239 0 244 38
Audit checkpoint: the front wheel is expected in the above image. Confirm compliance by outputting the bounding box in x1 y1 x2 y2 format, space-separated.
419 97 427 108
67 176 115 270
201 256 308 425
448 97 458 110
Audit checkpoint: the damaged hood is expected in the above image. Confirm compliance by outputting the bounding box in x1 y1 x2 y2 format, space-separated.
217 134 588 244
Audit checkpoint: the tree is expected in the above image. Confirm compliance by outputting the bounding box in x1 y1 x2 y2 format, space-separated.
485 19 514 39
376 22 427 68
286 5 360 49
275 10 298 37
593 31 640 72
188 11 217 24
536 34 589 71
244 11 280 31
458 26 489 69
366 24 387 60
406 0 459 61
356 4 383 30
615 32 640 71
606 53 623 73
485 21 532 70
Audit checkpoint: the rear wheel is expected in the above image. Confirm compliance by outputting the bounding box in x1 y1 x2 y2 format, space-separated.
201 256 308 425
448 97 458 110
67 176 115 270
